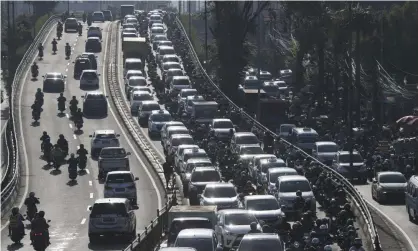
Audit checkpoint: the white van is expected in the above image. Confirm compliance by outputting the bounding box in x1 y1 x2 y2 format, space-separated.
290 127 319 151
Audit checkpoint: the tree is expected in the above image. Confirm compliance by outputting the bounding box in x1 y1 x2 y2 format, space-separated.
24 1 59 17
210 1 269 100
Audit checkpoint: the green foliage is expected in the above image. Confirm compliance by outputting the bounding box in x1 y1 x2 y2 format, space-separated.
34 14 49 34
179 14 203 58
25 1 58 17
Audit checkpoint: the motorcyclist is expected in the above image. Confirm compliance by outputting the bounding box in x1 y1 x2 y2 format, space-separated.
38 43 44 54
289 221 304 242
35 88 44 103
9 207 25 238
65 43 71 57
51 144 64 166
305 237 320 251
337 203 355 226
263 132 274 153
68 153 78 173
82 12 87 23
73 108 83 123
40 131 50 151
51 38 58 52
24 192 40 220
69 96 78 114
293 190 305 220
243 180 256 195
57 134 68 154
300 212 314 233
76 144 88 157
31 100 42 116
248 222 261 233
77 22 82 35
349 238 366 251
327 198 340 217
57 93 66 111
30 211 50 246
42 138 53 162
57 21 63 33
31 62 39 75
276 215 291 235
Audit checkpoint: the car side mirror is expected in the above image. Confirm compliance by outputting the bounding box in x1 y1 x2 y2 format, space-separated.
41 75 44 77
88 206 92 211
116 134 120 137
97 74 101 76
89 135 92 137
127 152 131 155
135 177 139 181
81 95 85 98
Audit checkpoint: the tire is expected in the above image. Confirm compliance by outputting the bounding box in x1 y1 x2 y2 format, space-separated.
408 206 414 222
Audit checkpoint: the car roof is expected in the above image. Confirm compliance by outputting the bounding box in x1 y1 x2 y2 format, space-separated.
164 121 184 126
87 37 100 40
293 127 318 134
164 55 178 59
126 70 143 73
180 89 197 93
86 91 104 95
154 34 167 38
187 158 212 163
129 76 146 80
101 146 124 150
159 45 174 50
151 109 170 115
173 76 190 80
219 209 252 215
94 129 115 134
66 18 77 21
213 118 232 123
205 183 234 189
141 100 159 105
158 248 197 251
107 170 131 175
167 126 188 131
191 101 218 106
268 167 296 174
183 148 206 154
278 175 308 182
315 141 337 146
163 61 181 65
234 132 256 137
378 171 405 177
94 198 127 204
82 69 97 73
178 144 199 149
126 58 142 62
260 158 285 164
338 151 360 155
177 229 214 238
245 195 276 201
242 233 280 241
192 167 217 172
46 72 62 77
93 11 103 14
170 134 193 139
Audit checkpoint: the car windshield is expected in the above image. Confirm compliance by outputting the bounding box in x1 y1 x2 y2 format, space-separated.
317 144 338 153
191 170 220 183
297 134 318 143
236 136 258 145
107 173 133 183
100 148 126 158
379 174 406 183
339 154 363 163
246 199 279 211
66 19 77 24
172 137 194 146
239 146 264 155
164 63 182 71
279 180 311 193
152 114 172 122
203 186 236 198
142 104 160 111
132 94 153 101
82 72 97 80
238 239 279 251
175 238 213 251
168 129 189 138
127 62 142 70
152 29 164 34
86 94 105 100
225 213 257 225
91 203 126 217
89 27 100 32
154 36 167 41
129 78 146 86
95 133 116 139
269 172 296 182
168 70 184 77
184 153 207 162
173 79 190 86
214 121 233 129
181 91 197 98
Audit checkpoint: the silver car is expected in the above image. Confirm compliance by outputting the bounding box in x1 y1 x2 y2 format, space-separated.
242 195 283 225
199 183 239 210
371 171 407 203
103 171 139 204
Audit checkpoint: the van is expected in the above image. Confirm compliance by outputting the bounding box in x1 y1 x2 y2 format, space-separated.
278 124 296 139
175 229 221 251
88 198 136 243
190 101 218 125
290 127 319 151
163 126 190 149
312 141 338 165
185 95 205 115
406 175 418 222
157 46 176 63
275 175 316 213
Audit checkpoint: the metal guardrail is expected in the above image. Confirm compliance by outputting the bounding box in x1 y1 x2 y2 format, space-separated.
1 121 10 185
173 16 382 251
1 14 61 216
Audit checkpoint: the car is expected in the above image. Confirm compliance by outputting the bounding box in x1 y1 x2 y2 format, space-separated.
124 58 144 75
89 129 120 157
124 70 143 82
102 10 113 21
215 209 260 249
332 151 367 182
254 157 287 184
125 76 147 100
82 91 108 117
241 195 284 225
148 109 173 136
85 37 102 53
122 23 136 31
265 167 298 194
157 46 176 63
164 69 185 85
169 76 191 95
80 69 99 89
123 28 138 35
124 17 138 28
167 134 194 156
122 32 137 38
177 148 208 172
151 23 164 30
150 27 165 41
372 171 407 203
199 183 239 209
64 18 78 32
183 95 205 115
275 175 316 213
98 147 131 176
42 72 66 92
177 89 198 104
209 119 235 140
129 86 152 98
87 26 102 39
152 36 169 50
312 141 338 165
230 132 259 154
138 101 160 124
174 229 220 251
162 62 182 75
74 56 92 78
160 121 185 139
92 11 105 22
166 218 212 247
174 145 200 169
88 198 136 243
129 91 153 114
278 124 296 139
80 53 98 70
161 54 180 66
162 126 190 150
149 15 163 28
104 171 139 204
237 233 284 251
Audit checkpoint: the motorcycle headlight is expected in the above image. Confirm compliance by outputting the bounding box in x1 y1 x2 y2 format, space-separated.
294 242 300 248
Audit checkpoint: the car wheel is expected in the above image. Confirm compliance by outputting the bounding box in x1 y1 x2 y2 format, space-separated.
407 206 414 221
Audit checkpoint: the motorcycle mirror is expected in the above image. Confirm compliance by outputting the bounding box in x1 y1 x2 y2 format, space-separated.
106 95 109 98
47 219 51 222
116 134 120 137
88 135 92 137
135 177 139 181
127 152 131 155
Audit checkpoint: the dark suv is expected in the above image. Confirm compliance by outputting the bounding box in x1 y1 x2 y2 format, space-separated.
102 10 113 21
82 91 108 117
74 57 92 78
85 37 102 53
64 18 78 32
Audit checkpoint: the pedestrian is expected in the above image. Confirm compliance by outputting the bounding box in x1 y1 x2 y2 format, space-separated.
163 157 173 189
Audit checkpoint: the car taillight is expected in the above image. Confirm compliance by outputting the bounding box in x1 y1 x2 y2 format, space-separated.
34 232 43 236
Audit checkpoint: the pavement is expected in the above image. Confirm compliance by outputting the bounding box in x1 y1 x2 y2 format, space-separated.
0 21 165 251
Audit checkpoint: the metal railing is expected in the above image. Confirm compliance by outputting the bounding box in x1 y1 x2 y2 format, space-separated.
1 14 61 216
1 121 10 185
173 16 382 251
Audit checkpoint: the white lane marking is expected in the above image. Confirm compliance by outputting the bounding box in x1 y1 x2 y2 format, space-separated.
89 193 93 199
102 23 162 209
365 201 417 251
67 63 70 66
88 180 92 186
73 134 77 139
80 218 86 225
65 113 70 118
65 68 68 72
2 23 55 232
69 124 73 129
85 169 90 174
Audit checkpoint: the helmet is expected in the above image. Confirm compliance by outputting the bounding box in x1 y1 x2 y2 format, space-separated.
72 96 76 99
37 88 41 92
33 62 37 65
60 93 64 97
344 203 351 211
311 238 319 245
354 238 362 245
29 192 35 197
38 211 45 218
43 131 47 135
70 153 75 158
59 134 64 139
39 43 42 46
12 207 19 215
250 222 257 230
77 108 81 112
53 38 56 41
319 224 327 230
79 144 84 148
296 190 302 196
324 245 333 251
66 43 70 46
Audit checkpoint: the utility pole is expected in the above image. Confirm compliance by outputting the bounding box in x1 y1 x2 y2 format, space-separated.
348 3 354 170
204 1 208 61
256 2 262 121
188 1 192 44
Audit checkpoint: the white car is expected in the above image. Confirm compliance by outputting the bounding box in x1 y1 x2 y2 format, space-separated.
104 171 139 205
125 76 147 100
148 109 172 136
215 209 261 248
80 70 99 88
138 100 160 123
89 130 120 157
130 91 153 114
209 119 235 140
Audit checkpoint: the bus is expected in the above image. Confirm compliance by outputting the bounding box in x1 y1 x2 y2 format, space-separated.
120 5 134 21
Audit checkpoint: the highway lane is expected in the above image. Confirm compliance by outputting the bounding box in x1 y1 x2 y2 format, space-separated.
1 21 165 251
355 183 418 250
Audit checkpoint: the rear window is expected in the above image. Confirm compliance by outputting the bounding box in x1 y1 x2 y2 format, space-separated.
100 148 126 158
107 173 133 183
173 79 190 86
279 180 311 193
93 12 103 17
170 220 212 234
91 203 127 217
191 170 221 183
86 94 105 100
168 70 184 77
126 18 137 24
126 62 142 70
151 114 172 122
164 63 181 71
164 56 179 63
160 48 175 55
172 137 194 146
123 33 137 38
95 133 116 139
81 72 98 80
181 90 197 98
142 104 160 111
132 93 152 101
236 135 259 145
66 19 77 24
129 78 146 86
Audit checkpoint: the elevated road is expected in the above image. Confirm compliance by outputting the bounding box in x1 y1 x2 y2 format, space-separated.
1 21 165 251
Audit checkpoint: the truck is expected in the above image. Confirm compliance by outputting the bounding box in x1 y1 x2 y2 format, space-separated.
122 37 147 63
120 5 134 21
162 206 217 247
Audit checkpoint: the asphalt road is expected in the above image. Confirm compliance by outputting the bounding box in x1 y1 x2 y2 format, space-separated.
1 21 165 251
355 183 418 250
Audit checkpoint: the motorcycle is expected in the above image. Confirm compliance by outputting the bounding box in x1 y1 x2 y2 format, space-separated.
32 110 40 123
27 204 38 221
70 103 78 116
58 101 66 113
32 231 48 251
57 31 62 40
75 119 83 131
78 155 87 170
82 16 87 23
87 19 92 26
69 168 77 181
36 96 44 107
38 49 44 60
32 68 39 79
52 154 63 170
10 226 24 244
52 44 57 54
65 48 71 59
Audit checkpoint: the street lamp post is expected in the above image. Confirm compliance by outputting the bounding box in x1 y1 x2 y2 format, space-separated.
204 1 208 61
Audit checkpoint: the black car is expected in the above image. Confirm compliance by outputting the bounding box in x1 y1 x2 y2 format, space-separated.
74 57 92 78
85 37 102 53
64 18 78 32
80 53 98 70
82 91 108 117
102 10 113 21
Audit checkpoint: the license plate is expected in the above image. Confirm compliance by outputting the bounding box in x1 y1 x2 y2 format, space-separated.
102 218 115 222
102 140 109 144
115 188 125 192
